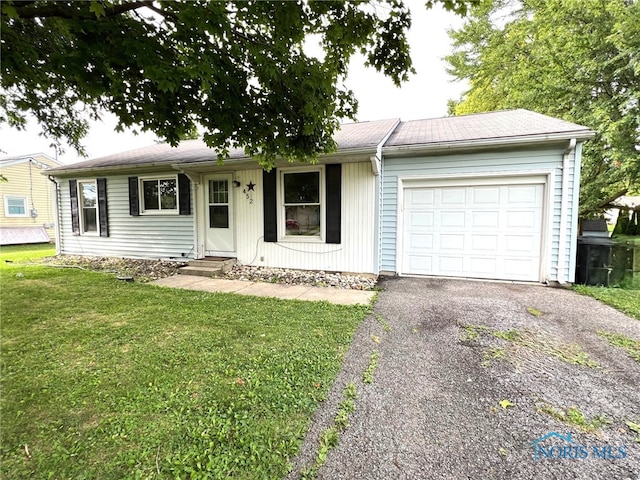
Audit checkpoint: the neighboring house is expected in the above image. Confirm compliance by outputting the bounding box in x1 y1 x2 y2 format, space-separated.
0 153 62 245
46 109 594 283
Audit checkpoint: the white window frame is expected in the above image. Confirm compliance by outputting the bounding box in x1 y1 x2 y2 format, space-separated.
278 166 325 242
4 195 29 217
78 180 98 235
139 175 179 215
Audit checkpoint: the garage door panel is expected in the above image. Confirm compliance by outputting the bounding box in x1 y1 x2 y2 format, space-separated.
440 233 464 250
402 180 544 281
439 256 464 272
471 234 499 252
473 187 500 204
472 211 500 228
409 189 434 205
409 233 433 249
409 211 434 228
504 258 537 277
440 188 466 205
505 234 535 252
507 185 539 204
506 210 539 229
407 255 433 272
441 211 465 227
470 257 497 274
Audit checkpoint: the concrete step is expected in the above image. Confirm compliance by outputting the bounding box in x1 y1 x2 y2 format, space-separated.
188 258 236 271
177 257 236 277
177 266 222 277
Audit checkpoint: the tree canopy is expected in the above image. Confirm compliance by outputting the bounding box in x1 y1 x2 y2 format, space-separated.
1 0 474 167
446 0 640 216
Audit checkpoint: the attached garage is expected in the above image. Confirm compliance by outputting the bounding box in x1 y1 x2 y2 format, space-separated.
400 177 545 281
379 110 595 284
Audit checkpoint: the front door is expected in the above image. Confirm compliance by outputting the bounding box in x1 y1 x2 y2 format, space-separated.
205 174 235 256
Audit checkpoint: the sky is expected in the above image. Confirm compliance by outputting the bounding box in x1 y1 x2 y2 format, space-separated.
0 1 468 165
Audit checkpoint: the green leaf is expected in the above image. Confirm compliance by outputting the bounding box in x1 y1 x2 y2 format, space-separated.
89 1 106 18
499 399 514 409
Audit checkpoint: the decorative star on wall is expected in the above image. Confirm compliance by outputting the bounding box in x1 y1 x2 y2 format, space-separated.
246 181 255 191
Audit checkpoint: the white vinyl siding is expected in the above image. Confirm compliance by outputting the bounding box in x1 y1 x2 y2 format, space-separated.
233 162 377 274
381 145 579 283
57 174 194 259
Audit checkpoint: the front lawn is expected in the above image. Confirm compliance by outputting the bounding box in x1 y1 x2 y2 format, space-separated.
1 254 368 478
0 242 56 263
573 285 640 320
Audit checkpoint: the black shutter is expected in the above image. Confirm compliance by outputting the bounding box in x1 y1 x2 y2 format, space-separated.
263 169 278 242
178 173 191 215
325 164 342 244
97 177 109 237
128 177 140 216
69 179 80 235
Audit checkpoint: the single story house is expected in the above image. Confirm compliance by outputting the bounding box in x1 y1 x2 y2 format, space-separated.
46 109 594 283
0 153 62 245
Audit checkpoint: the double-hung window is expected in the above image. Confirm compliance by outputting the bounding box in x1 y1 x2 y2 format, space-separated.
78 181 98 234
140 176 177 213
281 169 322 238
4 196 28 217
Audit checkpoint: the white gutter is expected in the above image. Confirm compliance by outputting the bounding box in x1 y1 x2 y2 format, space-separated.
47 175 62 255
557 138 576 284
371 119 401 176
382 131 594 157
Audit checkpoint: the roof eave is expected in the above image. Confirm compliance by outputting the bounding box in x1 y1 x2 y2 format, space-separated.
382 130 595 157
46 146 379 176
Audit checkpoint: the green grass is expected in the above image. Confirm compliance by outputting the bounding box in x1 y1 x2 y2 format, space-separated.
1 251 368 479
573 285 640 320
0 243 55 263
598 331 640 362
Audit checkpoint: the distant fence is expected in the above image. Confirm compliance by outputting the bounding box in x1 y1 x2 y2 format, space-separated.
611 239 640 288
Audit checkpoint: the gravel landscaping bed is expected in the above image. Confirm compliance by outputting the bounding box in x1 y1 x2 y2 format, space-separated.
35 255 187 282
222 264 377 290
31 256 378 289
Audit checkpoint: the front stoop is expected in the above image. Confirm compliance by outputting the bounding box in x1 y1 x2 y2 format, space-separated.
177 257 236 277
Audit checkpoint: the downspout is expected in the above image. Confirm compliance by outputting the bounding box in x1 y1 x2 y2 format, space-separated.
557 138 576 284
372 119 401 275
47 175 62 255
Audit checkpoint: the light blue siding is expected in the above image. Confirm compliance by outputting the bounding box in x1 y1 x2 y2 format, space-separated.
380 145 579 282
56 173 195 259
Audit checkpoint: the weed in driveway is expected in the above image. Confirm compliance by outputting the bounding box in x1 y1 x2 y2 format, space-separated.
458 323 598 368
301 382 358 480
363 351 379 384
373 312 391 332
598 331 640 362
526 306 543 317
537 403 610 433
482 347 506 367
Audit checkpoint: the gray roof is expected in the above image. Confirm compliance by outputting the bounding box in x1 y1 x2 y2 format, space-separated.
48 118 401 173
385 109 593 147
46 110 593 174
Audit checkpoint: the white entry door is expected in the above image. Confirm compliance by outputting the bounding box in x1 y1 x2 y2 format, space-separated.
205 175 235 256
401 178 545 281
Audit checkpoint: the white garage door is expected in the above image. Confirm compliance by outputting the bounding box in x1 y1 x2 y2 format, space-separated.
401 178 545 281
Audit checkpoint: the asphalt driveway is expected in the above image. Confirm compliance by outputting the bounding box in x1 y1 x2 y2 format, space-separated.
289 277 640 479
